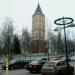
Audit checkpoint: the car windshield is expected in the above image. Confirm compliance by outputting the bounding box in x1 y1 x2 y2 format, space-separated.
29 60 40 64
41 58 47 60
71 56 75 60
10 60 16 64
44 62 55 67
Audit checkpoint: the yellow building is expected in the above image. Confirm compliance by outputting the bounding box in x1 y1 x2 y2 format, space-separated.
31 3 47 53
32 3 45 40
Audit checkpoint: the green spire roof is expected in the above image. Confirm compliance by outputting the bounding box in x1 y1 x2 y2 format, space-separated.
33 3 45 16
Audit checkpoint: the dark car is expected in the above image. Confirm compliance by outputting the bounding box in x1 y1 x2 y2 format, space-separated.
2 59 30 70
25 60 46 73
40 57 48 62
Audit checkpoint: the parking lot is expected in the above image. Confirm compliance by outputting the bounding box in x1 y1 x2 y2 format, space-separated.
0 61 74 75
0 57 75 75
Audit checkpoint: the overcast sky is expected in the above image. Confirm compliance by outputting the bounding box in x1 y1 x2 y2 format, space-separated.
0 0 75 35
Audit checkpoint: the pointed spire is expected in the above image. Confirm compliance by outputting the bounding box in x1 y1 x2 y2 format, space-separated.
32 3 45 16
38 1 39 6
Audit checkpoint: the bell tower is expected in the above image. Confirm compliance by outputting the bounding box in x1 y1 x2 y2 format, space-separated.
32 3 45 40
31 3 47 53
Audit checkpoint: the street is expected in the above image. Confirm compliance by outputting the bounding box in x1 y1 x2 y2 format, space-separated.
2 68 75 75
2 69 41 75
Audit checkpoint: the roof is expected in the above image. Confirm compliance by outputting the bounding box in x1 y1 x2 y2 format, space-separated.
32 3 45 17
48 59 65 63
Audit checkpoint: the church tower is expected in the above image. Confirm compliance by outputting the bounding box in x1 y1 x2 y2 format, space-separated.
31 3 47 53
32 3 45 40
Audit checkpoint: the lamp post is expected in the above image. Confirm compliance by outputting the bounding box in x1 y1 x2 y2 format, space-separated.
54 17 74 73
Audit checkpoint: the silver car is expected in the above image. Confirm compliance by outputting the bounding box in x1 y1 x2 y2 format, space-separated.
41 60 74 75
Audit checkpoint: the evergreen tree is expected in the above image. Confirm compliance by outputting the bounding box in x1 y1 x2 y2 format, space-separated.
13 35 21 54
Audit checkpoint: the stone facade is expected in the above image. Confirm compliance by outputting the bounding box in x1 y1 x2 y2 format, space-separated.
32 3 45 40
31 3 48 53
31 40 48 53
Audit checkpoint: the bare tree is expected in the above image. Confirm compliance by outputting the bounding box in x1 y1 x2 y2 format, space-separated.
2 17 14 54
21 28 31 54
46 23 57 55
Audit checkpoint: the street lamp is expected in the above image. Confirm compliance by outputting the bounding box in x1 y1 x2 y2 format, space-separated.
54 17 75 73
54 23 75 31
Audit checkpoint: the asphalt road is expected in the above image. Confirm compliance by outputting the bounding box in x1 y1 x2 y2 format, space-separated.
2 69 75 75
2 69 41 75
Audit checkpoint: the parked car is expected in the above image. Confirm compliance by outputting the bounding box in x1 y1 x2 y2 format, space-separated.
61 56 71 62
40 57 48 63
41 60 74 75
25 60 46 73
2 59 30 70
70 55 75 61
49 57 60 61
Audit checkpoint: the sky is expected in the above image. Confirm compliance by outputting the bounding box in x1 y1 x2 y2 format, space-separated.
0 0 75 36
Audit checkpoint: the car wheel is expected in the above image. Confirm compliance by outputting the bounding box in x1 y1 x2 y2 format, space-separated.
37 70 41 73
30 70 33 73
69 67 74 75
24 65 26 68
71 67 74 74
57 70 63 75
41 73 45 75
11 66 14 70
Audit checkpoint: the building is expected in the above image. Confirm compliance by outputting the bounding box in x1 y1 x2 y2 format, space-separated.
32 3 45 40
31 3 48 53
